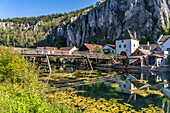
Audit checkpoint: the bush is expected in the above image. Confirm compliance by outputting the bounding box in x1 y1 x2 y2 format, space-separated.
94 46 104 54
0 46 80 113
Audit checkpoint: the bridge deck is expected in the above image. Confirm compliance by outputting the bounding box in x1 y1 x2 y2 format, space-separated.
21 52 124 60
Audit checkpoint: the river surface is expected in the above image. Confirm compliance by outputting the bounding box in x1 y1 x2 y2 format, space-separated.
72 69 170 112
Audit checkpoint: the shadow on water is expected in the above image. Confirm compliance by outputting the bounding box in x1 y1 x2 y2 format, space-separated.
74 69 170 111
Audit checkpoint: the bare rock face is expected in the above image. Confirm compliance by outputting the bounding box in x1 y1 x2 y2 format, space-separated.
56 0 170 46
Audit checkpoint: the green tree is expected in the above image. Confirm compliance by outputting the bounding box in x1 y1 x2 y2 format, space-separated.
94 46 104 54
54 36 66 48
140 36 147 44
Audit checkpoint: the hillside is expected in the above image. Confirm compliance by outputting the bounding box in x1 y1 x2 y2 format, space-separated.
0 0 169 48
0 5 96 48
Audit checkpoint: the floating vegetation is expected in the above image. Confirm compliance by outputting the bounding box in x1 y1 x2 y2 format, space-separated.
146 90 164 96
73 70 98 75
101 73 108 76
130 89 149 97
87 84 94 87
39 77 60 82
46 88 164 113
109 83 119 88
131 89 164 97
78 77 91 80
131 79 148 83
91 75 100 77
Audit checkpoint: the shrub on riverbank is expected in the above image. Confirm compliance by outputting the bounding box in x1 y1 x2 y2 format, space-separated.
0 46 80 113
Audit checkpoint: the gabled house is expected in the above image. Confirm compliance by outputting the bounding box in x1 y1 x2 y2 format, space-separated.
157 35 170 45
139 42 162 52
158 35 170 53
102 44 115 54
148 54 164 67
36 47 45 54
78 43 103 53
115 29 139 56
128 49 152 66
44 47 58 54
36 47 58 54
59 46 77 54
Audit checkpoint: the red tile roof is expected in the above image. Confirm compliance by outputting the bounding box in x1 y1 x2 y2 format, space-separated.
37 47 58 50
83 43 103 52
37 47 45 50
106 44 115 48
45 47 58 50
59 46 74 51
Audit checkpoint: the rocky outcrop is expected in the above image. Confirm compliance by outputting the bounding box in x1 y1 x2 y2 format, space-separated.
0 22 14 29
54 0 169 47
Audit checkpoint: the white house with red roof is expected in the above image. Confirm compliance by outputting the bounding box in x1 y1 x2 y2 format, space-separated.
36 47 58 54
59 46 77 55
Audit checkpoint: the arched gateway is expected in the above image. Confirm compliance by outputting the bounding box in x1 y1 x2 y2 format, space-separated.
120 51 127 56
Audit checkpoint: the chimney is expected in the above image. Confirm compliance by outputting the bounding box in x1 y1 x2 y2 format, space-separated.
147 41 150 46
134 31 137 38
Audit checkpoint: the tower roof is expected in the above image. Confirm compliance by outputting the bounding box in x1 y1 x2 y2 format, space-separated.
116 29 139 41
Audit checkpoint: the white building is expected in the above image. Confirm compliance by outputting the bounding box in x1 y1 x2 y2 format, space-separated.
102 44 115 54
36 47 58 54
115 29 139 56
59 46 77 55
116 74 137 94
157 35 170 52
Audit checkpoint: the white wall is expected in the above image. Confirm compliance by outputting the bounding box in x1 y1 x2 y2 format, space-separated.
116 74 137 94
115 39 139 56
156 58 162 67
161 38 170 52
161 55 168 65
103 45 115 53
69 46 77 54
131 39 140 54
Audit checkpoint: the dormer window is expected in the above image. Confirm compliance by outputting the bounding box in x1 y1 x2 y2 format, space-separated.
122 34 125 37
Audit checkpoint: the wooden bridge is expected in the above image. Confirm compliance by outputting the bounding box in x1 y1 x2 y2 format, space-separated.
21 51 124 74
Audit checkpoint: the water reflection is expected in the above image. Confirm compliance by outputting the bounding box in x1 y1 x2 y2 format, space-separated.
75 71 170 111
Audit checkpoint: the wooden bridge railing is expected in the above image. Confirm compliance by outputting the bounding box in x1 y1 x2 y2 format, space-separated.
21 49 126 60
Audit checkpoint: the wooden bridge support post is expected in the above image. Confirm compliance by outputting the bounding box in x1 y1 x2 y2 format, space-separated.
85 55 93 70
46 55 52 84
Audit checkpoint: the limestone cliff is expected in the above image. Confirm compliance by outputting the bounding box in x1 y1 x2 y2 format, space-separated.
54 0 169 47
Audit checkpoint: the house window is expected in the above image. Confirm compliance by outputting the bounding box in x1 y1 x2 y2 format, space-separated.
124 44 126 48
167 48 170 53
134 44 135 47
122 40 124 42
119 45 121 48
137 52 140 55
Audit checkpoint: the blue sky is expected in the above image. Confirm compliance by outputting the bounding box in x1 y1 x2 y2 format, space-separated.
0 0 99 19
